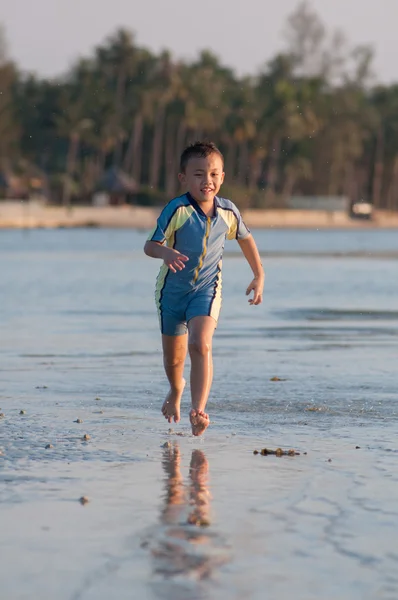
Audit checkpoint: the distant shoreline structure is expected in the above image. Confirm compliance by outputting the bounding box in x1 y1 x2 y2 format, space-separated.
1 202 398 230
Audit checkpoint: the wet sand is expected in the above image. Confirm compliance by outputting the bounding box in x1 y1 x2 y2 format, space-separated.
1 399 397 600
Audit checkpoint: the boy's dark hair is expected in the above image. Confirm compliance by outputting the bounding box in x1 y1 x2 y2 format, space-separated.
179 141 224 172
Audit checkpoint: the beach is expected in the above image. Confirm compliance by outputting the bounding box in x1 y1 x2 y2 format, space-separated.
2 200 398 229
1 228 398 600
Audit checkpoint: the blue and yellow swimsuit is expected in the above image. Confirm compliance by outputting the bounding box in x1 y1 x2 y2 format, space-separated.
147 192 250 336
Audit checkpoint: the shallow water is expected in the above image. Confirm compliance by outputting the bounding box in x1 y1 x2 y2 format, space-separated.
1 228 398 600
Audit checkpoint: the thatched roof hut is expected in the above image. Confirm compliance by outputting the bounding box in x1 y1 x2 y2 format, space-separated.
97 167 138 194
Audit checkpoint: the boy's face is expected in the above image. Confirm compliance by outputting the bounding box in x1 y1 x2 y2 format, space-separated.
179 153 225 204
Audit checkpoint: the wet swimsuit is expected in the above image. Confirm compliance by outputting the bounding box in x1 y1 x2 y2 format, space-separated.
147 192 250 335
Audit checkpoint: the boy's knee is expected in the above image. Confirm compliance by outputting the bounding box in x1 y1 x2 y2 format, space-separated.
163 355 185 368
188 339 211 357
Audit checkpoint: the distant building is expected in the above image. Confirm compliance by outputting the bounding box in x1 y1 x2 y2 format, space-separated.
94 167 138 205
0 168 48 202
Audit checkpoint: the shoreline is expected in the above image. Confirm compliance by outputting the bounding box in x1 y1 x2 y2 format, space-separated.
1 201 398 229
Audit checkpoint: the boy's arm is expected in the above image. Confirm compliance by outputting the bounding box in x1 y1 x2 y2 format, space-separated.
237 234 264 305
144 241 188 273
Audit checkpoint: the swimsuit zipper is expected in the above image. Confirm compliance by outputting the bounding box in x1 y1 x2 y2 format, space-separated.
193 217 211 284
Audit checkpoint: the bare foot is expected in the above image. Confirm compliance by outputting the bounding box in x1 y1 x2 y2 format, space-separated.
162 379 186 423
189 409 210 436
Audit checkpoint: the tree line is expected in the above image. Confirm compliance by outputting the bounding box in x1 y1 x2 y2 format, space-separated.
1 2 398 210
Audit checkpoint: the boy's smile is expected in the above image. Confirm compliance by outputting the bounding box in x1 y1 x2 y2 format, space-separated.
179 154 225 207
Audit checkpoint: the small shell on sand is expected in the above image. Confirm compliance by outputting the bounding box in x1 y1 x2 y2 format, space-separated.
20 410 26 415
356 446 361 449
0 413 4 418
74 419 83 423
45 444 53 449
275 448 283 457
270 376 285 382
162 441 172 449
79 496 89 505
95 397 101 401
83 434 91 441
253 450 259 455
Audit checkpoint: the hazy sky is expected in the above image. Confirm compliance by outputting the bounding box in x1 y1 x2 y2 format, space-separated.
3 0 398 82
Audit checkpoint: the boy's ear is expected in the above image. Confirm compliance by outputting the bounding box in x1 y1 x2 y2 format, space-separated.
178 172 186 185
221 172 225 184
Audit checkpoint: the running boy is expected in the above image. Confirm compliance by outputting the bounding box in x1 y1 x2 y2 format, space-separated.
144 141 264 436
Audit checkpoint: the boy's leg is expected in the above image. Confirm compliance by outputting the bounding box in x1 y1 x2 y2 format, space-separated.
161 333 188 423
187 316 217 436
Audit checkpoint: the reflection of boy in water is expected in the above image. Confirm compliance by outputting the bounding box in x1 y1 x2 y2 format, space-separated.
151 444 229 581
187 450 211 528
161 444 210 529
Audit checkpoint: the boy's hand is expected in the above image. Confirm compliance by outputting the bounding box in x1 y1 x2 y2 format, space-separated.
246 277 264 305
162 247 189 273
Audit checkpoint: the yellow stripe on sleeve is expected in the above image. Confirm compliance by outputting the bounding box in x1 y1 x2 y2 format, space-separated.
164 205 194 245
218 207 238 240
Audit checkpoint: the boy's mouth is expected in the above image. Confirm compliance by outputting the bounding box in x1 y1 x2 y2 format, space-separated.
201 187 214 193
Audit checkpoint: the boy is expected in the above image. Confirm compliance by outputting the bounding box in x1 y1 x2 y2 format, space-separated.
144 141 264 436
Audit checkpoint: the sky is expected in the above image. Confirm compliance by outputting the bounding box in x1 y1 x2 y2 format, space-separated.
2 0 398 82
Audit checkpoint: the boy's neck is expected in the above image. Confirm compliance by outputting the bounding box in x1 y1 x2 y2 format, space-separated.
200 200 215 217
188 193 216 217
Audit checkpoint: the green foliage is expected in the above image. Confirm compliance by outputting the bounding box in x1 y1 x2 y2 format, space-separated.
2 3 398 210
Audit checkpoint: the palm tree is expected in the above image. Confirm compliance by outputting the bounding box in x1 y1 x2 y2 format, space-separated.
146 51 180 190
256 55 302 197
55 88 92 206
93 29 140 166
122 48 155 184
